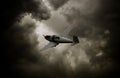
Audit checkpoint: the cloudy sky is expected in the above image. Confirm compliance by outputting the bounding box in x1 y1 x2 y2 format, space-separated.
1 0 120 78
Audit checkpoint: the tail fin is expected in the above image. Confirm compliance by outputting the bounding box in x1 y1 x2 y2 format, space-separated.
72 36 79 45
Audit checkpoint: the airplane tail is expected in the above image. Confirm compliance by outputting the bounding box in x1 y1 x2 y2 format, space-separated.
72 36 79 46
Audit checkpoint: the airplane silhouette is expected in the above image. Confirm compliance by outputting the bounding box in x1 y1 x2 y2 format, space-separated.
41 26 79 51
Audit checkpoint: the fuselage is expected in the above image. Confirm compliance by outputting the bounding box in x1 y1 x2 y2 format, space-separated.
44 35 73 43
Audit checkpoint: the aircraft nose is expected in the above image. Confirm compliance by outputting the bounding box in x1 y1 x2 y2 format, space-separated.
44 35 50 40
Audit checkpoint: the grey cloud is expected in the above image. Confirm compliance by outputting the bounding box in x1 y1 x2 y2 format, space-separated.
47 0 69 10
1 0 120 78
57 0 120 77
1 0 51 77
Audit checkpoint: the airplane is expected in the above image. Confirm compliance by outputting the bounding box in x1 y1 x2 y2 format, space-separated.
43 35 79 47
40 26 79 51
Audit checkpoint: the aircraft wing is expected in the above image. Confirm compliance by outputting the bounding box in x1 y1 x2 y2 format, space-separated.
60 26 73 37
40 42 58 52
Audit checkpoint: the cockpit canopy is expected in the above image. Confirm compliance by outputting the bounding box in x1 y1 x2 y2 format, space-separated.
52 35 60 39
44 35 60 41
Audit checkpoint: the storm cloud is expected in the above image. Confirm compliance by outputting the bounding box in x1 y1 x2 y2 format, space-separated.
1 0 120 78
0 0 50 77
45 0 69 10
59 0 120 77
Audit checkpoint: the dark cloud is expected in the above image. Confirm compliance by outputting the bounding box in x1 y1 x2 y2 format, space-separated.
61 0 120 78
96 0 120 61
0 0 50 30
47 0 69 10
93 0 120 70
0 0 50 77
0 0 120 78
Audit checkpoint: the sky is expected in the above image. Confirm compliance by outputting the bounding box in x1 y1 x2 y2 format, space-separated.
0 0 120 78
